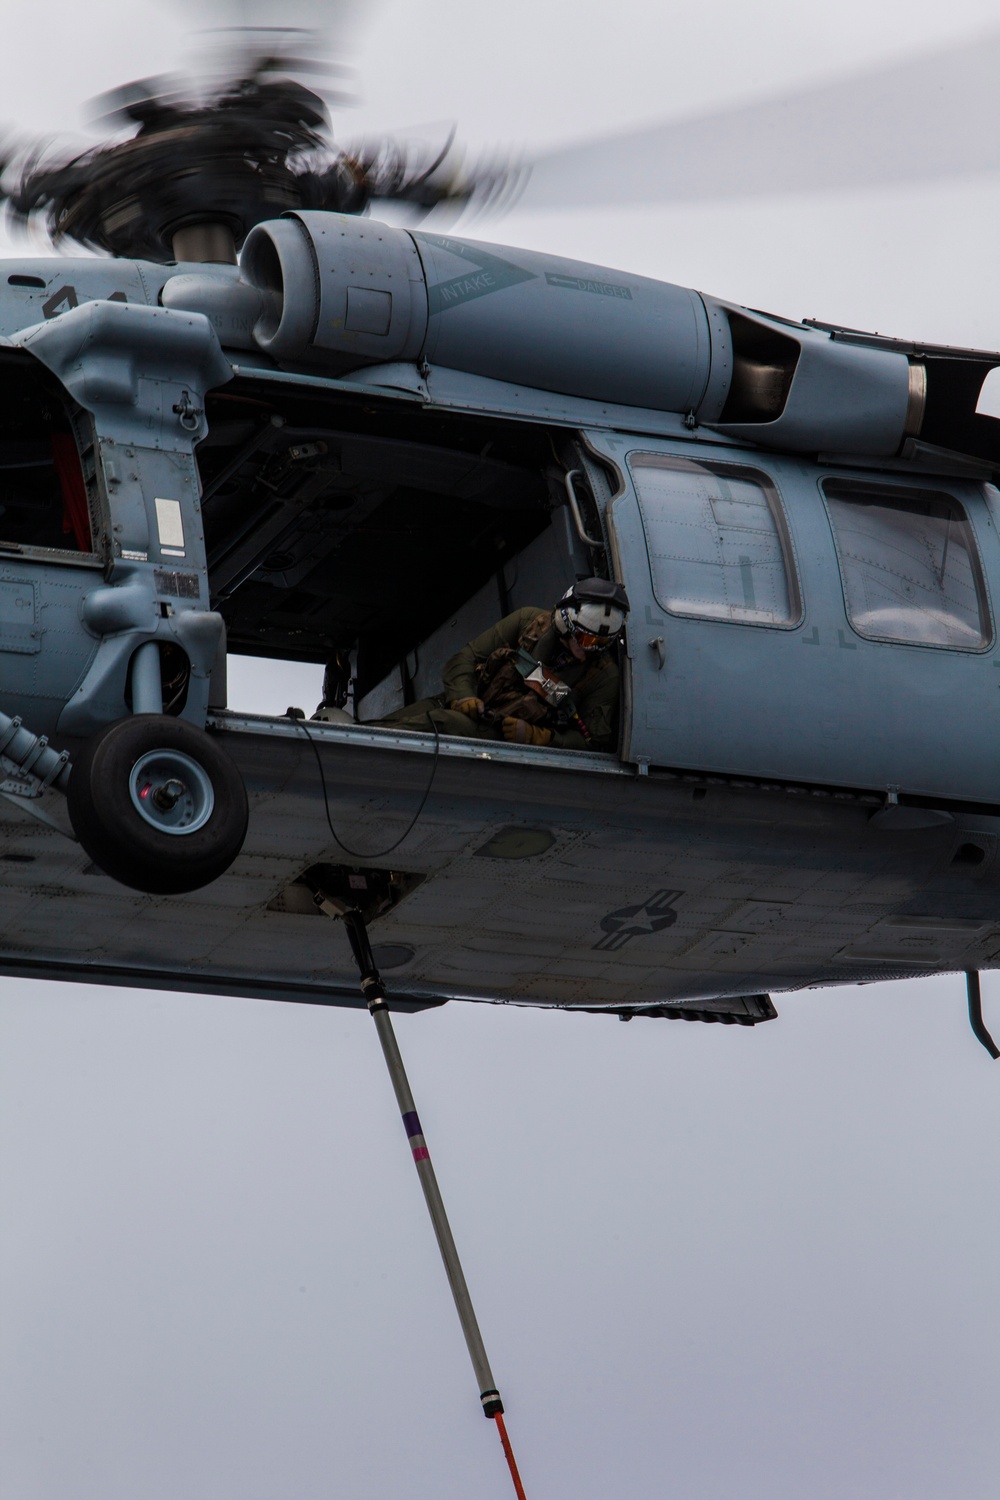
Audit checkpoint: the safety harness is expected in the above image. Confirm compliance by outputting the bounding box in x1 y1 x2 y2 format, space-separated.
475 611 605 744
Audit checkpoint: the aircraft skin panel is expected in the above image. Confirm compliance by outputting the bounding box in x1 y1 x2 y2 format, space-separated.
0 713 998 1012
602 433 1000 803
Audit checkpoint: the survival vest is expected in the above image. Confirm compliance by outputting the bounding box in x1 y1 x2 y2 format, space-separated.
476 611 603 740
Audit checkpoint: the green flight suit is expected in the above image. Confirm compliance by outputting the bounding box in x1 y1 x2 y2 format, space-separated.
375 606 620 752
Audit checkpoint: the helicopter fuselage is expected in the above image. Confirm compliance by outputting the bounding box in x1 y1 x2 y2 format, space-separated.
0 216 998 1023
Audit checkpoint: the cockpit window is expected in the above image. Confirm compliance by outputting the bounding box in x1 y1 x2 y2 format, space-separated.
822 480 991 650
0 359 94 556
629 453 801 627
0 434 92 553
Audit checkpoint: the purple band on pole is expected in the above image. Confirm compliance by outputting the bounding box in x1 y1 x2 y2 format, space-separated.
402 1110 422 1139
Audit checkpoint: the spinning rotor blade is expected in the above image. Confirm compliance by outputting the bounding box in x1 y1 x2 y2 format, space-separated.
0 3 387 261
173 0 374 65
86 0 376 129
9 11 1000 258
517 31 1000 213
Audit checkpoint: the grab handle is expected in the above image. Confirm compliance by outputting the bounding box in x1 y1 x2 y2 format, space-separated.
564 469 605 549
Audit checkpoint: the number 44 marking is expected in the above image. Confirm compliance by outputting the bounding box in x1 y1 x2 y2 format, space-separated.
41 285 128 320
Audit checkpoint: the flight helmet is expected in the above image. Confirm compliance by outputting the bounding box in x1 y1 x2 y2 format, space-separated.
554 577 630 651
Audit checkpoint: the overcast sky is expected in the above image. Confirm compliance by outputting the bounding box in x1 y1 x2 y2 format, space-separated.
1 3 1000 1498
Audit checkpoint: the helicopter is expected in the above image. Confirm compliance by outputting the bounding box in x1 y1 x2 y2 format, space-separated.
1 11 1000 1500
0 29 998 1040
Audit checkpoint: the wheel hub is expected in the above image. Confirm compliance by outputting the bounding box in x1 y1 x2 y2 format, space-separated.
130 749 215 835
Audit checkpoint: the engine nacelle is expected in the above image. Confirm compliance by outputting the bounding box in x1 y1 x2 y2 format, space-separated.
240 211 714 415
237 211 924 458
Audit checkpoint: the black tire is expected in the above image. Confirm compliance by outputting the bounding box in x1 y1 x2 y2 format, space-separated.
67 715 249 894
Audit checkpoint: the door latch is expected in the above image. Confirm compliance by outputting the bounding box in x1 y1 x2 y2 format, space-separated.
648 636 666 670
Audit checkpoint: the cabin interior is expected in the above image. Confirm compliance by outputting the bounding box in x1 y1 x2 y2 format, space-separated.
0 356 615 726
195 378 612 721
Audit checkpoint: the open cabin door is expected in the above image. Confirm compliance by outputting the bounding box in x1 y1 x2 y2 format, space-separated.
590 430 1000 804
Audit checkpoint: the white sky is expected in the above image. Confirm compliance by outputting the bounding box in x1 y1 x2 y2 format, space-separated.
1 3 1000 1498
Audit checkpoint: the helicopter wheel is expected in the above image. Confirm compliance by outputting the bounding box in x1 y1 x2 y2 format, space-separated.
67 715 249 894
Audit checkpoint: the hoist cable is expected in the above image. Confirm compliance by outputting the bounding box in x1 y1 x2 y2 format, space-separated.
287 710 441 860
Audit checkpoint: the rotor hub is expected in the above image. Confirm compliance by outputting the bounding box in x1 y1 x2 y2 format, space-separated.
4 73 367 263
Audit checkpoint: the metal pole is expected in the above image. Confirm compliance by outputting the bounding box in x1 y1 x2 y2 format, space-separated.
337 906 528 1500
342 908 500 1409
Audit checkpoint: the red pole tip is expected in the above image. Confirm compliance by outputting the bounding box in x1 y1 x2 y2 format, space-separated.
493 1411 528 1500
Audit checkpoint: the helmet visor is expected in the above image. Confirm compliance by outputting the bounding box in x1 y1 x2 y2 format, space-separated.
558 599 625 650
569 626 620 651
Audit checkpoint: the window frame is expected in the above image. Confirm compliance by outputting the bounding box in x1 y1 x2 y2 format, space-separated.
820 476 994 654
626 451 804 630
0 389 102 567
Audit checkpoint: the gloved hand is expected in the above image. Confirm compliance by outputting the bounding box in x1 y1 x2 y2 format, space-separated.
501 717 553 746
450 697 484 719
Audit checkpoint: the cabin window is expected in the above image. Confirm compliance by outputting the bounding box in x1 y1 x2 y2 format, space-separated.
0 358 94 557
0 430 92 555
629 453 800 626
822 480 991 650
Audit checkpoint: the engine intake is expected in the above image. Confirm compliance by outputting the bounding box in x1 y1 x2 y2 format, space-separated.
241 213 427 370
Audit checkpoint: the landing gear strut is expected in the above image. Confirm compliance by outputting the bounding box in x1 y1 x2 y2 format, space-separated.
324 899 529 1499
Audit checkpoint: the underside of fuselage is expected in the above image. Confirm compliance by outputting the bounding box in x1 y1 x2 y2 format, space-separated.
0 710 997 1023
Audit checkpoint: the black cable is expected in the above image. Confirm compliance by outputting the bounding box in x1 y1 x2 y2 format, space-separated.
287 710 441 860
965 970 1000 1060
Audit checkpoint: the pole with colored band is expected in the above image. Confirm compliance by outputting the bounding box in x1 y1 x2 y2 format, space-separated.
343 910 505 1416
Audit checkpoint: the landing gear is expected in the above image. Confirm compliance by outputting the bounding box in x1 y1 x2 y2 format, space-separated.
67 715 249 894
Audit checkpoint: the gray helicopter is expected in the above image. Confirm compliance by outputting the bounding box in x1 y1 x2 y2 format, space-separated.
0 39 999 1056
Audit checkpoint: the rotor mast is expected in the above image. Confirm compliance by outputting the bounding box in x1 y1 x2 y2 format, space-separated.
171 223 238 265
